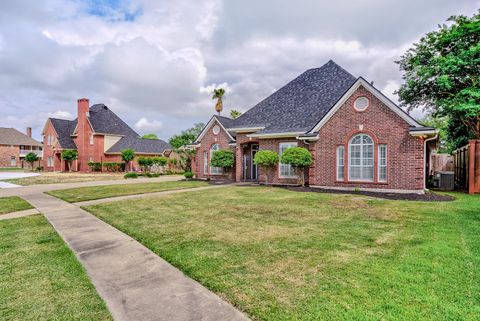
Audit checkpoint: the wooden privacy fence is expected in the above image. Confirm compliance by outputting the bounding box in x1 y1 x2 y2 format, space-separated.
453 140 480 194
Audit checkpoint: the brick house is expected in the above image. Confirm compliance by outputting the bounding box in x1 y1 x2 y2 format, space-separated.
191 60 438 193
0 127 43 168
42 98 171 172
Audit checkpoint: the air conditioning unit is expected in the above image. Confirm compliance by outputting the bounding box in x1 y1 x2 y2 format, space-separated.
434 171 454 191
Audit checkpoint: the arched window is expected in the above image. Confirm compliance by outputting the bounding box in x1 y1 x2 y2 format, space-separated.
348 134 374 181
210 144 222 175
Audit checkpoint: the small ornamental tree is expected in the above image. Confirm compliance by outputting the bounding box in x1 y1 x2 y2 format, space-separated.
211 150 235 177
253 150 279 184
61 150 78 172
121 149 135 172
280 147 312 186
24 152 39 171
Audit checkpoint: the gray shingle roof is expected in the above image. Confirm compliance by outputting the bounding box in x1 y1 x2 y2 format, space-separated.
106 136 171 154
230 60 357 133
49 104 169 154
49 118 77 149
88 104 139 137
0 127 42 146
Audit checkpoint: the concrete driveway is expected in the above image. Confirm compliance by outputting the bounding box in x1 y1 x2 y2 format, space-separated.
0 172 40 188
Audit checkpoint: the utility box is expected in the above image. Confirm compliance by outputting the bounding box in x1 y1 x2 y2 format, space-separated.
434 171 455 191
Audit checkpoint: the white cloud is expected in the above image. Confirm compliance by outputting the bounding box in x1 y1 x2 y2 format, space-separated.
134 117 163 132
47 110 73 119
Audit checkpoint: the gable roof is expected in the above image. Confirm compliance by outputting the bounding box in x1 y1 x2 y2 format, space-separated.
232 60 357 134
192 115 236 145
49 118 77 149
0 128 42 146
106 136 171 154
88 104 139 137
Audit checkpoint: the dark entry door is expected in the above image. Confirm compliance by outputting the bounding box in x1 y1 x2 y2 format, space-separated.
251 144 259 180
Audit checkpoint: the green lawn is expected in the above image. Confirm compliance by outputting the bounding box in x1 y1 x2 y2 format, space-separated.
85 186 480 321
47 180 209 203
0 196 33 215
0 167 28 172
0 215 112 321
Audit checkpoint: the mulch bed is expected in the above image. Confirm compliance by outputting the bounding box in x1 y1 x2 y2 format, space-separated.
284 186 455 202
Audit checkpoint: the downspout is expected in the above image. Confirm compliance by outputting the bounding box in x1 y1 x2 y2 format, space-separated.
423 131 439 190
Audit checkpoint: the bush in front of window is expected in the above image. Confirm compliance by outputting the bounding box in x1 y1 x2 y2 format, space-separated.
184 171 194 179
253 150 279 185
211 150 235 178
87 161 102 172
61 150 78 172
280 147 313 186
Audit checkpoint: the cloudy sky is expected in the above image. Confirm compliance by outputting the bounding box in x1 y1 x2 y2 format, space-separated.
0 0 478 140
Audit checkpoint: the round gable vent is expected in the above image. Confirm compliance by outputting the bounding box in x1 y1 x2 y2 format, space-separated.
354 96 369 111
212 125 220 135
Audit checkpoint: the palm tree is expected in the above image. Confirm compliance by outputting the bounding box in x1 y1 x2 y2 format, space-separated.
212 88 225 115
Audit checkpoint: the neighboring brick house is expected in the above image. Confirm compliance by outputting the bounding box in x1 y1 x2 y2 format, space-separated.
42 98 171 172
0 127 43 168
191 60 438 193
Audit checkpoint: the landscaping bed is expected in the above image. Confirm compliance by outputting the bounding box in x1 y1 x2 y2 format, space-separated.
84 186 480 320
47 180 209 203
0 196 33 215
284 186 455 202
0 215 111 320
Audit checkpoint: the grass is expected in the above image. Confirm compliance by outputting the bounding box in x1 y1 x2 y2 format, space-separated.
0 167 29 172
48 180 209 203
4 172 125 186
85 186 480 321
0 196 33 215
0 215 112 320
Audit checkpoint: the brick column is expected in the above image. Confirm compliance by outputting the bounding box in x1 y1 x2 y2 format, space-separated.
235 144 242 182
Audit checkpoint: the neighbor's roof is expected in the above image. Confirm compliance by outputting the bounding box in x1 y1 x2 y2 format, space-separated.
50 118 77 149
0 127 42 146
88 104 139 137
48 103 169 153
231 60 357 133
106 136 171 154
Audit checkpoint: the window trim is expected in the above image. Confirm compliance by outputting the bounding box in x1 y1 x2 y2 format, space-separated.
278 142 298 178
353 96 370 112
348 134 374 182
203 151 208 174
336 145 345 181
89 133 94 145
378 144 387 183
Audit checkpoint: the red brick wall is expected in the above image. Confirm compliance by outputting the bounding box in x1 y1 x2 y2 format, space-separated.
42 121 62 171
0 145 19 167
194 119 235 179
311 85 424 191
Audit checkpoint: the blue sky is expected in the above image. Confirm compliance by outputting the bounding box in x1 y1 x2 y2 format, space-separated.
0 0 478 140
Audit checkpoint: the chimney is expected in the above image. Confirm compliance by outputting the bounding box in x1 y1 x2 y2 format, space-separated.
26 127 32 138
78 98 90 119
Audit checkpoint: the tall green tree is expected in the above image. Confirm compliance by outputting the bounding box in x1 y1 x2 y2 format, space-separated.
396 11 480 151
230 109 242 119
24 152 39 171
169 123 205 149
212 88 226 115
61 150 78 172
142 134 158 139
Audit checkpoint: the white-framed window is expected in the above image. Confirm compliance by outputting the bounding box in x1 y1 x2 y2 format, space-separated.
378 144 387 182
10 156 16 166
348 134 374 181
47 135 52 146
209 144 222 175
89 134 94 145
47 156 53 167
336 145 345 181
203 151 208 174
279 142 297 178
354 96 369 111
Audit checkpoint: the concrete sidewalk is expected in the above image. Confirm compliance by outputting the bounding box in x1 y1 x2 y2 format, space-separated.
0 208 39 220
21 191 248 321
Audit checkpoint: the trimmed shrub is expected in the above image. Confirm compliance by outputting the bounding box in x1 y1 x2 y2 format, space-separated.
184 171 194 179
211 150 235 169
280 147 313 186
103 162 124 172
253 150 279 184
61 150 78 172
124 172 138 179
137 156 154 173
87 161 102 172
121 149 135 172
152 156 168 167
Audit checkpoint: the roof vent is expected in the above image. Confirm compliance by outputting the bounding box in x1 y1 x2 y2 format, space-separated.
103 105 108 110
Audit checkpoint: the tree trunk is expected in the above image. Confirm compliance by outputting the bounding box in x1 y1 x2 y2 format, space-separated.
298 167 305 187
